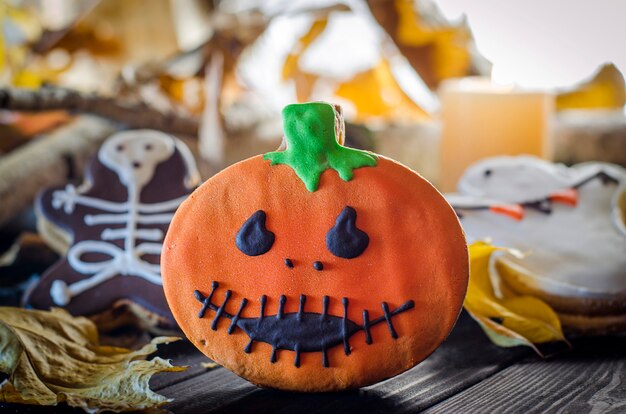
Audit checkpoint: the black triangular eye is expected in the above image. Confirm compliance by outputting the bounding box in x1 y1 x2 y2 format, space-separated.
236 210 275 256
326 206 369 259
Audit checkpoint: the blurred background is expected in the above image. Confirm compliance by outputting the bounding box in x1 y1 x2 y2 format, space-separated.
0 0 625 390
1 0 625 203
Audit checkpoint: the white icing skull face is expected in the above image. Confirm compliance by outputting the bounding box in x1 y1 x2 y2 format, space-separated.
459 156 572 203
99 130 175 189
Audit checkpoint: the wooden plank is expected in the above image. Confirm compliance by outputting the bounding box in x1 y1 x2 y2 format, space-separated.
0 405 84 414
159 311 530 413
423 335 626 414
161 366 258 413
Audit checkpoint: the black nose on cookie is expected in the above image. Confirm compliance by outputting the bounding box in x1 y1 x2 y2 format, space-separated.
283 259 324 271
132 161 142 169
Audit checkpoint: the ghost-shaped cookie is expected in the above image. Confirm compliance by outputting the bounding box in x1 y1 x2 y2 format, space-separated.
25 130 200 332
447 156 626 333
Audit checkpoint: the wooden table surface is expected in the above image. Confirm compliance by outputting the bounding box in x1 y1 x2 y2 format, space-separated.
2 311 625 414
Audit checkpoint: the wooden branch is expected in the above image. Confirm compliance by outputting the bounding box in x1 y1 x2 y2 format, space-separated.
0 116 117 226
0 87 199 136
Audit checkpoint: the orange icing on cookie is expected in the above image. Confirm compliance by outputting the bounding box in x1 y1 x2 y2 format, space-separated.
161 103 468 391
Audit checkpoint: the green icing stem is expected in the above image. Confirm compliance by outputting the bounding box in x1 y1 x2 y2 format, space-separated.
264 102 377 192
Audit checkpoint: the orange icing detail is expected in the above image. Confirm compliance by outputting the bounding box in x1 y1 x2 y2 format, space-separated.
162 155 469 391
490 204 525 221
549 188 579 206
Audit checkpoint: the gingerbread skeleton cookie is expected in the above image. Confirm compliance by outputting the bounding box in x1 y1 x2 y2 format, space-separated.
162 102 468 391
447 156 626 334
25 130 200 333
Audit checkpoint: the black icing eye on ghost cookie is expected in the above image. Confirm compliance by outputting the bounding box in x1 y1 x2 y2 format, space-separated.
326 206 369 259
236 210 275 256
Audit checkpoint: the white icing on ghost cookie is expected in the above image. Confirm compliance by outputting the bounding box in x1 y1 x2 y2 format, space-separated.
448 156 626 300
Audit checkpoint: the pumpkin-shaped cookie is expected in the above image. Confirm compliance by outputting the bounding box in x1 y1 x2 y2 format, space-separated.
162 102 468 391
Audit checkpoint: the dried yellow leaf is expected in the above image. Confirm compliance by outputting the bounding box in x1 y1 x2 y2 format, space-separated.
464 242 568 355
395 0 471 83
368 0 475 89
334 58 429 122
282 18 327 80
200 361 219 370
0 307 186 413
12 69 45 88
159 74 205 114
281 18 327 102
0 3 46 86
556 63 626 111
281 11 430 121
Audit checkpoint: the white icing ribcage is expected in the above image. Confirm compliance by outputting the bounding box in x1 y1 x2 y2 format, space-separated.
67 240 162 279
86 212 174 226
49 189 184 306
102 228 163 241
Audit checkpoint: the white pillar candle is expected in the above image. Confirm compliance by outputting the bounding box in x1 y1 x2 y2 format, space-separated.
439 77 554 192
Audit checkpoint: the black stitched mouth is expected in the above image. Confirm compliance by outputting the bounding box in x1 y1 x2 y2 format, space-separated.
193 281 415 368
